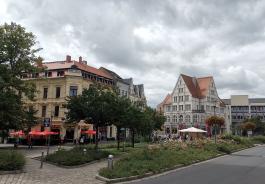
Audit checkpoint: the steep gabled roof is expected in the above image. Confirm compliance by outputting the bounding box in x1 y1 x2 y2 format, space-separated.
197 76 212 98
180 74 202 98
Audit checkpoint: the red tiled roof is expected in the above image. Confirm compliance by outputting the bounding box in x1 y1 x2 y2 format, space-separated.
180 74 202 98
197 76 212 98
157 93 172 110
42 60 113 79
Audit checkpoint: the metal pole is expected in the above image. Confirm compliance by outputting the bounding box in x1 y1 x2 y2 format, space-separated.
47 135 50 155
214 105 217 144
40 151 44 169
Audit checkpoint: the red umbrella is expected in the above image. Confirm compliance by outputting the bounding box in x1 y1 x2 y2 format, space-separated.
82 130 96 135
10 130 24 136
29 130 42 136
41 131 59 136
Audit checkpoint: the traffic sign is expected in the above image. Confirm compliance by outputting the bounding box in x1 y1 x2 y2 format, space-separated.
43 118 51 127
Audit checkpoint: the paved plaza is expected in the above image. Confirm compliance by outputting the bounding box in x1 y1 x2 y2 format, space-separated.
0 146 105 184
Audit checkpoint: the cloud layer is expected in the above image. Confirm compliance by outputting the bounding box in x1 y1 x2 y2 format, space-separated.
1 0 265 107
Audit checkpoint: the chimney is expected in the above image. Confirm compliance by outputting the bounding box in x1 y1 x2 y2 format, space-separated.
66 55 71 63
79 56 82 63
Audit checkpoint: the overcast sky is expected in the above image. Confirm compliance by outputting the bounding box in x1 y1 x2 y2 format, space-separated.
1 0 265 107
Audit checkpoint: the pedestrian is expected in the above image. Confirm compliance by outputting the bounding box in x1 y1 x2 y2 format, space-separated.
28 135 33 149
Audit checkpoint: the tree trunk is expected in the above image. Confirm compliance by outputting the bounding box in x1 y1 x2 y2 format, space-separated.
131 129 135 148
95 125 99 150
117 126 120 150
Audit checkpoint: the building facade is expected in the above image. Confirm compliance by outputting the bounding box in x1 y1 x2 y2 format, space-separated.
22 55 115 141
223 95 265 134
22 55 146 141
157 74 226 134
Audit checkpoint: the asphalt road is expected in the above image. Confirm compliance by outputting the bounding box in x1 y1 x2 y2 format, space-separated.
128 145 265 184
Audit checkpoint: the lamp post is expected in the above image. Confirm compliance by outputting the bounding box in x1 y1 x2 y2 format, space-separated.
213 105 217 144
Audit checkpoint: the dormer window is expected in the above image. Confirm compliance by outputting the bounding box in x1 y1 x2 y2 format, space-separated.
57 70 64 77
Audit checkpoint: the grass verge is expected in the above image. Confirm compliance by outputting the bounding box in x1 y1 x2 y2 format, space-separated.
0 150 25 171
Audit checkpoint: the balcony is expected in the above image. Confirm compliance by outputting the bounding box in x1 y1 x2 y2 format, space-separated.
192 109 205 113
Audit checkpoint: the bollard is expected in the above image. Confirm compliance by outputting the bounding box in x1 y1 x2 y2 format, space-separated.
83 148 87 155
40 151 44 169
108 155 114 170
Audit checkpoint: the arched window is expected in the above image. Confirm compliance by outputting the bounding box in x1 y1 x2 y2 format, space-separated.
179 115 183 123
193 115 197 123
185 115 190 123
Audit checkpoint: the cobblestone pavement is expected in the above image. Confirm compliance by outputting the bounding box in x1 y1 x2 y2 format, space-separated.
0 147 105 184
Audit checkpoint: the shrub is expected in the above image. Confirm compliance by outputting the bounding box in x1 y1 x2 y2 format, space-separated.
0 150 25 171
217 144 231 154
46 149 109 166
252 136 265 143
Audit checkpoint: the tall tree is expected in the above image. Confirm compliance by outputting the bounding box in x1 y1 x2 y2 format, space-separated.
0 22 41 137
66 84 115 150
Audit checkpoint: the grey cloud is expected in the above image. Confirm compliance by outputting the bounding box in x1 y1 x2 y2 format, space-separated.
3 0 265 106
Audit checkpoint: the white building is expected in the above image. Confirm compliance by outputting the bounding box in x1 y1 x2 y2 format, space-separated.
223 95 265 135
157 74 226 134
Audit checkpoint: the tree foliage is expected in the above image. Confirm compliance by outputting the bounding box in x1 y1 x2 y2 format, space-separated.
0 22 40 137
240 122 256 131
205 116 225 127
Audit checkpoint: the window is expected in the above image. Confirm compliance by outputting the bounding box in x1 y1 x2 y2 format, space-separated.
43 88 48 99
193 115 198 123
185 95 189 101
211 90 215 95
57 70 64 76
54 106 59 117
206 105 210 111
179 115 183 123
41 106 46 117
173 96 177 102
45 71 52 77
179 88 184 93
179 96 183 102
56 87 61 98
173 115 176 123
125 91 127 97
185 115 190 123
172 105 177 111
185 104 191 111
110 126 113 137
179 105 183 111
207 96 210 102
166 106 171 112
69 86 78 96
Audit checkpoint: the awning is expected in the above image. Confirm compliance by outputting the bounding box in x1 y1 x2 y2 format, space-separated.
179 127 207 133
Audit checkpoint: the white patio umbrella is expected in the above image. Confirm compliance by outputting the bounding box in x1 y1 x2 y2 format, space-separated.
179 127 207 133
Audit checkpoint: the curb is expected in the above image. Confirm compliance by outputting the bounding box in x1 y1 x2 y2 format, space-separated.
96 145 256 183
32 157 107 169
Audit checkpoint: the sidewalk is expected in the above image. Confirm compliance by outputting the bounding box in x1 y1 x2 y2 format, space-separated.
0 147 105 184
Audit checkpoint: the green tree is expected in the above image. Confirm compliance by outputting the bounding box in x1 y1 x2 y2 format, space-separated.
243 117 265 135
66 84 115 150
139 107 165 142
0 22 41 140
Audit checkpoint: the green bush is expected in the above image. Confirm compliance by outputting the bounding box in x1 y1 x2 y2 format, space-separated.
252 136 265 143
217 144 231 154
0 150 25 171
46 148 109 166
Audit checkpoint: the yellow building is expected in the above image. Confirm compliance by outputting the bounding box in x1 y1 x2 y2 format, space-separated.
22 55 114 141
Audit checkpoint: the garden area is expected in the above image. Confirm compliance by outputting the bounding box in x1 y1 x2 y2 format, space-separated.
99 135 258 179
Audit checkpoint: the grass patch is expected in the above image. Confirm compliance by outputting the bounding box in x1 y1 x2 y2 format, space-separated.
99 139 252 179
0 150 25 171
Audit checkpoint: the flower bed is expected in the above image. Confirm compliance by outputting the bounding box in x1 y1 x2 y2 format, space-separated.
0 150 25 171
99 139 252 179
